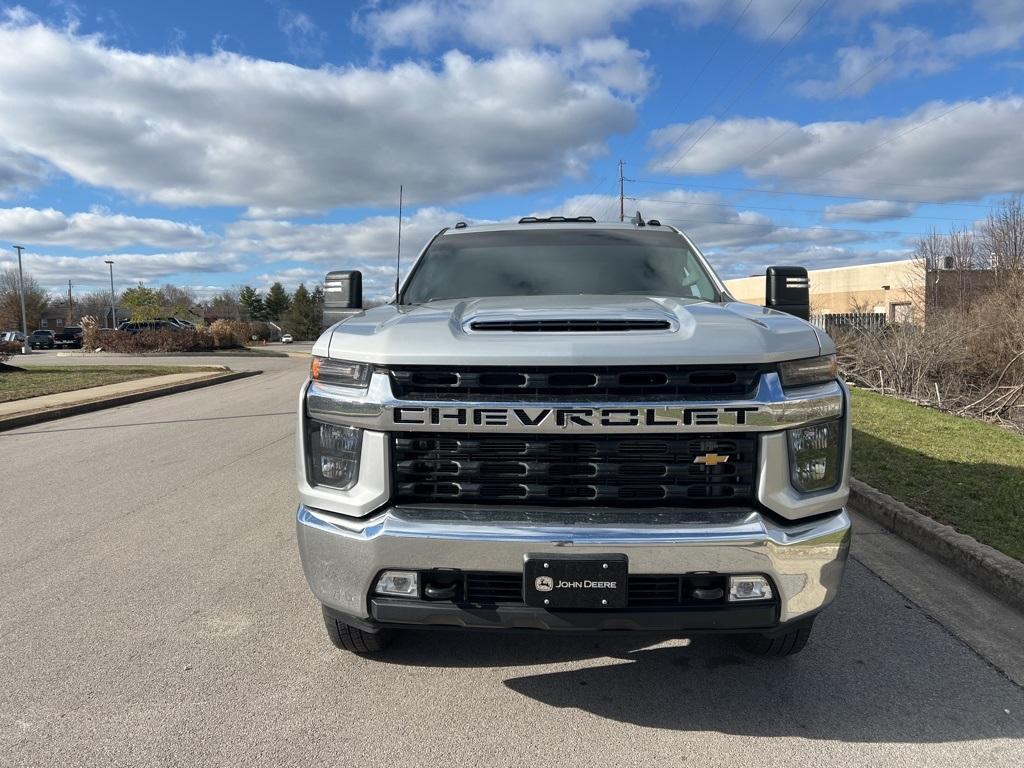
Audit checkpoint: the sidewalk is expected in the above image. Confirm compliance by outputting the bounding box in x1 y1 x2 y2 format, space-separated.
0 369 257 430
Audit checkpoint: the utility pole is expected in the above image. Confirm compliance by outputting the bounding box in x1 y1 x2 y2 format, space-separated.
618 160 626 223
13 245 30 354
105 260 116 329
67 280 73 325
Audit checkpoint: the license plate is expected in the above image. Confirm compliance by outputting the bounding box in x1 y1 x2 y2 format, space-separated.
524 554 628 609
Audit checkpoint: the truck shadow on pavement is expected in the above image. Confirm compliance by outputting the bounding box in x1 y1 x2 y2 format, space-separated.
373 560 1024 743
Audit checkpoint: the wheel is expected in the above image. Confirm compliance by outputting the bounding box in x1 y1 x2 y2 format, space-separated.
321 606 392 654
738 621 814 657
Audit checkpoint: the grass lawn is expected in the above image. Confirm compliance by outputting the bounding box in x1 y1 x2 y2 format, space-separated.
851 388 1024 561
0 365 221 404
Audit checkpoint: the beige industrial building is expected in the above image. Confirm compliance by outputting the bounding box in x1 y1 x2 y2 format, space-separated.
725 259 923 321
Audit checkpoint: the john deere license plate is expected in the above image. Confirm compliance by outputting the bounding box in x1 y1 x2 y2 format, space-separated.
524 554 627 609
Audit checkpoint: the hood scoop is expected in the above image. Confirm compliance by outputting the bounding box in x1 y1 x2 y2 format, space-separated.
458 297 680 334
469 318 672 333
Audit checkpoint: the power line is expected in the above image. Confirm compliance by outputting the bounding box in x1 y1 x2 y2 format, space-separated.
825 100 972 172
627 195 983 224
656 0 792 166
629 177 1002 209
730 27 926 170
567 175 609 216
656 214 937 239
653 0 753 151
665 0 831 176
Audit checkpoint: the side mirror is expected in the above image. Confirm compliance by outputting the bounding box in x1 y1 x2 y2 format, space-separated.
323 270 363 329
765 266 809 320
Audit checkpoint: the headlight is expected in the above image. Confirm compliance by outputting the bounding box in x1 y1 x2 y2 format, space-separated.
307 421 362 490
779 354 838 387
311 356 371 387
788 420 842 493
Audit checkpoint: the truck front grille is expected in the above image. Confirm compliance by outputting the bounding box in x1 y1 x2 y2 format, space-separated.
388 364 767 401
393 433 757 506
462 572 731 607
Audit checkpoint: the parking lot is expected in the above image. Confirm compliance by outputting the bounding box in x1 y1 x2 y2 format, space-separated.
2 354 1022 767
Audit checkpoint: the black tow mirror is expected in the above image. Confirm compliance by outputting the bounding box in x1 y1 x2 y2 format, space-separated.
765 266 810 320
323 270 363 328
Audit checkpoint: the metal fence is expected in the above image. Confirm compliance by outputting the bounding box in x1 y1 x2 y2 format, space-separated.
809 312 888 334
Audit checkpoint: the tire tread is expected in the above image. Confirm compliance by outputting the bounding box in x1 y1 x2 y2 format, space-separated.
321 607 392 654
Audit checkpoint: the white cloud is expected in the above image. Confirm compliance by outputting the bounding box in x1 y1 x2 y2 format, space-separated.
0 144 49 198
357 0 911 51
649 97 1024 202
278 6 326 62
357 0 652 51
823 199 917 222
796 2 1024 98
714 244 915 279
0 20 635 212
224 207 476 298
0 251 244 291
0 207 210 249
224 207 467 264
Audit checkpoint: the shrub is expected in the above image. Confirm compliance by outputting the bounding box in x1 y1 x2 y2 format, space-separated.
85 324 250 354
0 339 19 365
838 294 1024 428
208 319 251 348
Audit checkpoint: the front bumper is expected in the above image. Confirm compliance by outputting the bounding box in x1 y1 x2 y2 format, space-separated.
297 504 851 631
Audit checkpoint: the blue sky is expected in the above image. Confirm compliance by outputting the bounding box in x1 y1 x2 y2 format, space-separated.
0 0 1021 301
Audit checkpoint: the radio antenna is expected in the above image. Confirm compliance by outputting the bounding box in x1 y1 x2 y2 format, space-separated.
394 184 403 301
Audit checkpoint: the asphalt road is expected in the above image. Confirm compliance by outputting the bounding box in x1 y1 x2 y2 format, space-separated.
2 355 1022 767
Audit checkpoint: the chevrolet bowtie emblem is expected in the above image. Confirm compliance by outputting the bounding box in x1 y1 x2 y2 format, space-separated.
694 453 730 466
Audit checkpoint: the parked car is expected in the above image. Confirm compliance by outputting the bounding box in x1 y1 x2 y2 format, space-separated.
117 320 184 333
281 333 293 343
29 330 55 349
2 330 26 345
54 326 84 349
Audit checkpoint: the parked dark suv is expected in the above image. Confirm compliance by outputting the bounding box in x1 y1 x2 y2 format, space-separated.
29 330 56 349
54 326 84 348
118 320 185 333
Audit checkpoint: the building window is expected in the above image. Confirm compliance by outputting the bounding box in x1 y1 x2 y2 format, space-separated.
40 318 47 328
56 318 64 327
890 302 913 323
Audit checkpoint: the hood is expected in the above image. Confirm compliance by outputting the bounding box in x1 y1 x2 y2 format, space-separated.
323 295 823 366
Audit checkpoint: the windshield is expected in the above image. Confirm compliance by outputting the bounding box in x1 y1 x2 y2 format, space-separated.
400 228 720 304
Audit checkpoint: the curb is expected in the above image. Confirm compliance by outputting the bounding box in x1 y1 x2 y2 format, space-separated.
56 350 289 359
0 369 262 432
849 477 1024 615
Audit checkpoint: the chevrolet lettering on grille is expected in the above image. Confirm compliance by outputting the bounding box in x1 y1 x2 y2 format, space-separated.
393 405 760 429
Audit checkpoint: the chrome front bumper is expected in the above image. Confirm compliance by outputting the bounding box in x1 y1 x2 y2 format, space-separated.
296 505 851 627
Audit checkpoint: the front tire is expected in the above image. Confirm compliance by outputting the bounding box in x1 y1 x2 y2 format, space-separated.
738 620 814 657
321 606 392 654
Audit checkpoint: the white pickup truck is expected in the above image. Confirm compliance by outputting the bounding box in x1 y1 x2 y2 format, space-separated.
295 216 850 656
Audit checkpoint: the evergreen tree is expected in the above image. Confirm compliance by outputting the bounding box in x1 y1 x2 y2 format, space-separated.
310 284 324 331
285 283 319 340
264 282 292 320
238 285 267 321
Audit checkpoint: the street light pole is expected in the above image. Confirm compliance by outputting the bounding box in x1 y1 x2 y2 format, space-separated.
105 260 116 330
13 245 30 355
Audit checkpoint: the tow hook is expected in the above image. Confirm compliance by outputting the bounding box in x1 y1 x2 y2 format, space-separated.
424 583 458 600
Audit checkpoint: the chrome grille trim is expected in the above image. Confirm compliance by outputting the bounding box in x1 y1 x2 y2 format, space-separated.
305 371 843 434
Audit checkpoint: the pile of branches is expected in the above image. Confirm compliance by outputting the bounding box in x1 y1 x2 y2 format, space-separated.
836 291 1024 431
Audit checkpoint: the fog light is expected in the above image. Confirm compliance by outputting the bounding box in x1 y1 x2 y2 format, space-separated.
376 571 419 598
728 575 773 601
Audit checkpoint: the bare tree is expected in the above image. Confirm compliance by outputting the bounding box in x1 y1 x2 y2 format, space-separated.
157 284 197 312
0 268 50 331
981 194 1024 286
